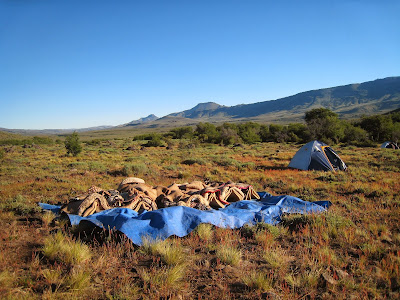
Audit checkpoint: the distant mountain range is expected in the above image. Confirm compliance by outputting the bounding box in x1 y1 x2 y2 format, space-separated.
0 125 115 136
1 76 399 135
142 76 400 128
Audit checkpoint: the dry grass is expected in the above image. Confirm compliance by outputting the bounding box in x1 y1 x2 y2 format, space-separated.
243 270 273 291
216 244 242 266
42 231 92 265
0 139 399 299
195 223 214 241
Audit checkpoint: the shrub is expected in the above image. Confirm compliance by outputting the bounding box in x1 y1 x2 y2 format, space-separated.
181 158 206 165
218 123 240 145
359 115 393 141
169 126 194 139
64 132 82 156
237 122 261 144
85 139 103 146
268 124 287 143
343 124 368 144
132 133 155 141
195 122 220 143
305 108 345 143
143 134 164 147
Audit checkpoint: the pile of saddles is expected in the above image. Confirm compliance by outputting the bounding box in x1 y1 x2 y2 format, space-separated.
61 177 260 217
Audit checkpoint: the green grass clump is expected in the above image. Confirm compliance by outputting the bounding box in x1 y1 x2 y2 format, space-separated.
42 231 91 265
141 237 185 266
66 267 92 290
195 223 214 241
263 247 292 271
139 264 186 292
216 244 241 266
243 270 273 291
41 211 55 227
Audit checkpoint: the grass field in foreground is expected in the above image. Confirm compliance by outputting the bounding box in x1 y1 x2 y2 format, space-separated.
0 140 399 299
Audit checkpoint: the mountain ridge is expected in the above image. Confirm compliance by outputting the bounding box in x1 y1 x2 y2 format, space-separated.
141 76 400 128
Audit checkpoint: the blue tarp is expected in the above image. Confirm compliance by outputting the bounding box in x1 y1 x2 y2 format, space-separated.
39 192 331 246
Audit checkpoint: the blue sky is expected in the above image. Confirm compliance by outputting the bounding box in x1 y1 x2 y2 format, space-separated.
0 0 399 129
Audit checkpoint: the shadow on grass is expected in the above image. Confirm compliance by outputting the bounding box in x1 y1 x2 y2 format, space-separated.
279 213 313 232
257 165 288 171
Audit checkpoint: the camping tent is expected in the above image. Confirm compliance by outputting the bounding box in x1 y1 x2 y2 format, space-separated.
288 140 347 171
381 141 399 149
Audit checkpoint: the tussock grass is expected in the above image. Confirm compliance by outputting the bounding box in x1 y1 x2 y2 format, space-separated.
316 246 339 267
139 264 186 292
195 223 214 241
255 231 276 248
243 270 273 291
41 268 64 288
114 282 141 299
42 231 91 265
41 211 55 227
284 273 301 288
66 267 91 291
216 244 241 266
141 237 186 266
41 266 91 292
300 267 322 289
263 247 292 271
0 270 15 290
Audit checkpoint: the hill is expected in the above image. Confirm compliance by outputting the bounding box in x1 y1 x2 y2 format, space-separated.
122 114 159 126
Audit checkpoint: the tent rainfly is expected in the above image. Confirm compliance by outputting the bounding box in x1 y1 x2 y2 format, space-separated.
288 140 347 171
381 141 399 149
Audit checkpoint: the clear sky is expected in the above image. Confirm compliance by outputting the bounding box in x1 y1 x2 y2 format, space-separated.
0 0 399 129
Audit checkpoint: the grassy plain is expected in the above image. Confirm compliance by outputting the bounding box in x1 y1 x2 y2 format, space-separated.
0 137 399 299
